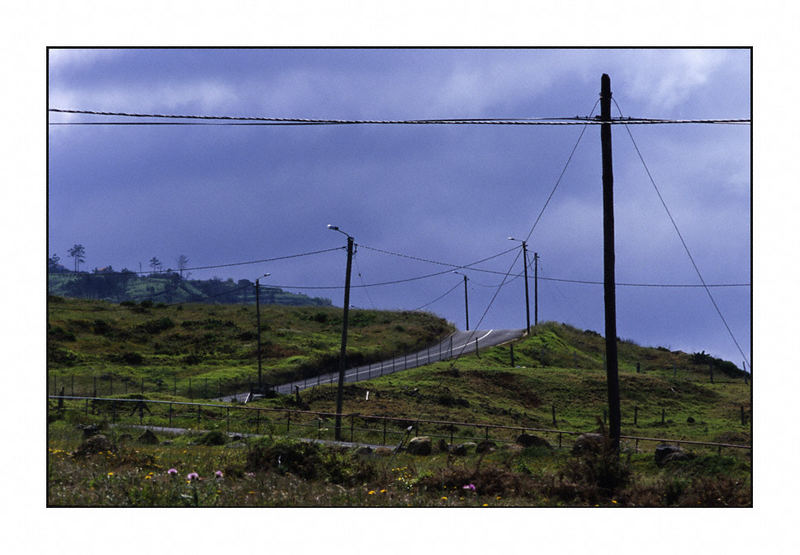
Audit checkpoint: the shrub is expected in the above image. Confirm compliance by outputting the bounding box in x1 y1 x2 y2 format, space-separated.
196 430 227 446
561 421 631 500
137 317 175 335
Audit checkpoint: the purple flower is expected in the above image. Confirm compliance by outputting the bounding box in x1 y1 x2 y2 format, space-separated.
167 468 178 475
462 483 476 491
214 470 224 479
187 472 200 481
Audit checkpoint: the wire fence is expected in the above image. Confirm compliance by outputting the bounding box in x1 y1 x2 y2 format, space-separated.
48 396 751 456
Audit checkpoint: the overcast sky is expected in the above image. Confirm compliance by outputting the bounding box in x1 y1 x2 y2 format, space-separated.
47 48 751 367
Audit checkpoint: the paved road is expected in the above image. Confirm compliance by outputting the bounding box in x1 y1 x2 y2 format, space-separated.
220 328 525 402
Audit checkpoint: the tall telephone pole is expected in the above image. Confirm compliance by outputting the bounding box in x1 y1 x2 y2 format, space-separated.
533 252 539 327
601 73 621 450
329 225 354 441
453 271 470 331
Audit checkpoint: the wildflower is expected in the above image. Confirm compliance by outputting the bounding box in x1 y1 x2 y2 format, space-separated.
145 475 152 480
245 472 255 478
214 470 224 479
368 490 375 495
611 499 618 504
496 496 502 500
380 489 386 493
187 472 200 481
167 468 178 475
441 496 448 501
482 503 488 507
107 471 114 477
462 483 476 492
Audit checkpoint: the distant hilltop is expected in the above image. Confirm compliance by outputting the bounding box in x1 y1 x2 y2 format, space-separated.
47 270 332 307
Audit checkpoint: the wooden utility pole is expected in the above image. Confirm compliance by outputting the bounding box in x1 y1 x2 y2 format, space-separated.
533 252 539 327
522 241 530 333
334 234 354 441
601 73 621 450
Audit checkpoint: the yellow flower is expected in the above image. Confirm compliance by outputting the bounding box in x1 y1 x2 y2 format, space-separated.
380 489 386 493
107 472 114 477
368 490 375 495
612 499 618 504
441 496 448 501
496 496 501 500
145 475 152 480
482 503 489 507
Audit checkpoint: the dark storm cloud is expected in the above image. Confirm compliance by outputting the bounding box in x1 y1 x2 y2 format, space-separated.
48 48 751 366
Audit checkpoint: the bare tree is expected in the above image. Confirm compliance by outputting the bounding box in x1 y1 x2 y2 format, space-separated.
149 257 162 274
68 244 86 273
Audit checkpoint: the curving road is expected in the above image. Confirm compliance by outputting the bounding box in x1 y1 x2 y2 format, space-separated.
221 328 525 402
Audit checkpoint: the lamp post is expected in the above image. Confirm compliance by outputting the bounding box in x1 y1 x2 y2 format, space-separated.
508 237 531 333
255 273 271 391
452 271 469 331
328 225 354 441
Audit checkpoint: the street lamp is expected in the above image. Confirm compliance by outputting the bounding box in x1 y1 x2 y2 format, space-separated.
255 273 271 391
328 224 355 441
452 271 470 331
508 237 534 333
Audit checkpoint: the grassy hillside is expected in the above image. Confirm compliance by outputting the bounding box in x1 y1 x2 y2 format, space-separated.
244 321 751 446
47 320 751 507
47 296 455 394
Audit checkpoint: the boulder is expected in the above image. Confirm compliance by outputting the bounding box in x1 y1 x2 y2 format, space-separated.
74 434 114 457
78 424 102 438
374 447 393 457
516 433 551 449
437 438 449 453
406 436 432 455
354 446 373 456
451 442 477 456
476 440 497 454
654 444 694 466
137 430 159 445
571 433 605 455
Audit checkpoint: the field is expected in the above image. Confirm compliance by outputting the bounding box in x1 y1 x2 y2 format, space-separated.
47 299 751 507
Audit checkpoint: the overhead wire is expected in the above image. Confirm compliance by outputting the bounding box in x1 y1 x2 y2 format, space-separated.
612 97 751 371
48 108 750 126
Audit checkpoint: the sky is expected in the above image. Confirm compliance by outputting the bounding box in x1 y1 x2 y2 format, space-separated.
47 48 751 367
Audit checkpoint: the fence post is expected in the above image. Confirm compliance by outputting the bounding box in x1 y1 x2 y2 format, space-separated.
197 404 201 425
558 432 562 449
256 409 260 434
450 427 454 444
661 408 665 425
226 407 230 433
141 377 144 395
475 339 479 358
634 405 638 426
636 362 640 374
318 419 321 439
286 411 290 434
484 426 489 440
93 376 97 398
110 375 113 396
510 344 515 367
169 403 173 427
416 352 419 367
709 364 714 384
383 419 387 445
404 354 407 370
552 405 557 427
174 376 177 396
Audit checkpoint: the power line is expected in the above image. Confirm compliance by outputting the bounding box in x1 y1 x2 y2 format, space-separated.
411 280 463 312
613 98 751 371
48 108 750 126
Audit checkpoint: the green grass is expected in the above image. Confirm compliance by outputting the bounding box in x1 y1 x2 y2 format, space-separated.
48 310 751 507
47 296 455 396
